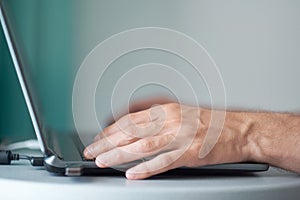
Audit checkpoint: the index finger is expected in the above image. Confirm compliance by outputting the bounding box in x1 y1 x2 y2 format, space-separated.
94 109 151 142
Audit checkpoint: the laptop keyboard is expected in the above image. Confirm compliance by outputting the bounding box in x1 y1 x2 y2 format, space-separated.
70 133 95 161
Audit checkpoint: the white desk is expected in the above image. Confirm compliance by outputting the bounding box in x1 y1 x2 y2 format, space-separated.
0 160 300 200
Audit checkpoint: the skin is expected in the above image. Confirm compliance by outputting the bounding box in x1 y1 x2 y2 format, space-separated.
84 103 300 180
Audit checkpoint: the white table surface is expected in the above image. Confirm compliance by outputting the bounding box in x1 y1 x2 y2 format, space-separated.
0 159 300 200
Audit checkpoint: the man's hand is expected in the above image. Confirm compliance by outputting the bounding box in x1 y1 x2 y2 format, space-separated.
84 103 255 179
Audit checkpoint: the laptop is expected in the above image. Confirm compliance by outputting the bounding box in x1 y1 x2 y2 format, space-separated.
0 1 269 176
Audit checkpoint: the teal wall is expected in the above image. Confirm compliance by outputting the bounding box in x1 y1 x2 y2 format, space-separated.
0 0 75 143
0 22 34 142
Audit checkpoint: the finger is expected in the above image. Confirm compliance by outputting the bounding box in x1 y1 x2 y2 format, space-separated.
93 110 151 142
84 132 138 159
125 150 183 180
95 134 175 167
95 118 165 144
93 134 101 142
88 118 171 159
94 104 168 141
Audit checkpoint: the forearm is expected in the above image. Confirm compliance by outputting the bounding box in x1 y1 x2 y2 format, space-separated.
243 111 300 172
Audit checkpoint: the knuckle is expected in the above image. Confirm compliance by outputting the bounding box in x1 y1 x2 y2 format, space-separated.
113 137 123 147
102 126 113 136
119 114 131 126
113 133 135 147
127 113 134 121
128 112 139 120
124 125 137 137
165 103 179 110
122 133 137 145
123 133 134 141
138 139 155 153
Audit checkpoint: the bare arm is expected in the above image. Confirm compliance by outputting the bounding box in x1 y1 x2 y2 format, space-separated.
84 103 300 179
245 111 300 173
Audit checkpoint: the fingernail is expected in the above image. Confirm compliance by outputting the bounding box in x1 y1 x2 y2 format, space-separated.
126 170 136 180
84 148 93 158
95 158 107 168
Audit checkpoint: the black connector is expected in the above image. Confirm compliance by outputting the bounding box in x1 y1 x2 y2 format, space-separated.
0 150 19 164
0 150 44 166
28 156 44 166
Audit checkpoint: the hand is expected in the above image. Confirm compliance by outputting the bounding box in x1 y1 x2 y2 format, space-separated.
84 103 251 179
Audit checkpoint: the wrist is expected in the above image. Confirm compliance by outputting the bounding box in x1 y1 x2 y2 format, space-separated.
245 112 298 165
222 111 256 163
198 109 256 164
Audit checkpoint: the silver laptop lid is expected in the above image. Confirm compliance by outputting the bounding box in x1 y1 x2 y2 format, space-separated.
0 0 52 156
